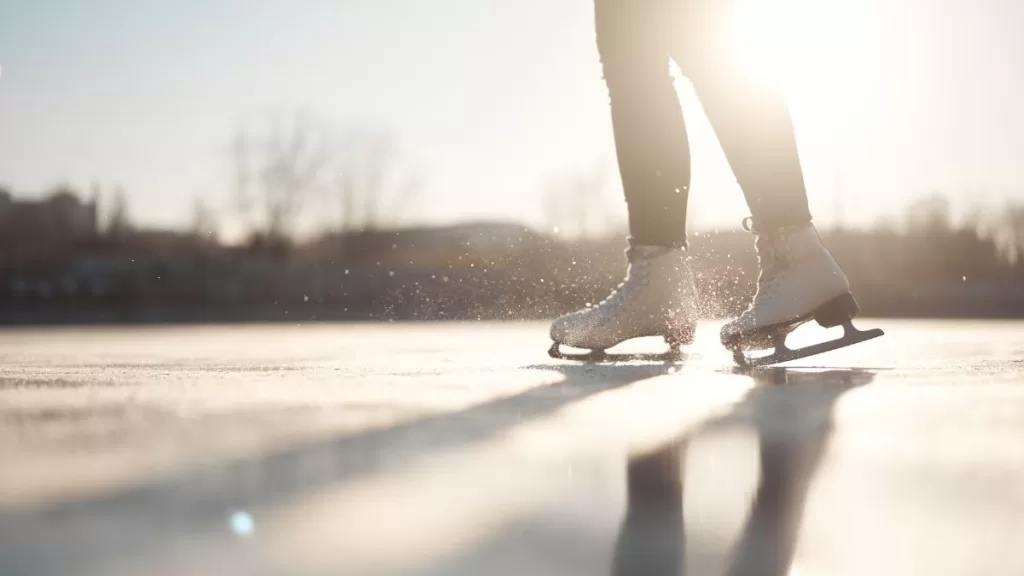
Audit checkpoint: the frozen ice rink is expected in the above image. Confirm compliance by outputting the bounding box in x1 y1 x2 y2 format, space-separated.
1 319 1023 575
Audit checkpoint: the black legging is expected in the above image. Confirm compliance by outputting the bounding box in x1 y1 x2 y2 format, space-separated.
595 0 812 247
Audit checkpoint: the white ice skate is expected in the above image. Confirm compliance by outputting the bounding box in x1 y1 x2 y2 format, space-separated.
721 219 883 367
549 244 698 361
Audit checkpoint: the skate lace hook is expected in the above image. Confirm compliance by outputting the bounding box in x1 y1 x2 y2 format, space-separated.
743 217 785 295
595 252 650 308
741 217 757 233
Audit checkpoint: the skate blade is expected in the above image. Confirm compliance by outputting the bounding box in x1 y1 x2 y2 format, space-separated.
733 323 884 368
548 342 684 363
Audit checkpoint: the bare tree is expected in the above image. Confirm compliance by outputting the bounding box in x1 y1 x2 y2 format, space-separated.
190 196 218 245
983 203 1024 264
230 129 254 234
332 129 419 232
543 164 617 239
904 192 952 235
106 186 132 238
231 110 329 242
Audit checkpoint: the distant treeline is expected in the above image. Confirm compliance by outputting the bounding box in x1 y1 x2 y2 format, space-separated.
2 204 1024 324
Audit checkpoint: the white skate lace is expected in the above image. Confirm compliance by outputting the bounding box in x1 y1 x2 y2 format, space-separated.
591 246 657 311
742 217 786 303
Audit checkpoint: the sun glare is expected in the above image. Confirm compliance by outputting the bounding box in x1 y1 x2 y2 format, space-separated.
730 0 870 95
725 0 878 221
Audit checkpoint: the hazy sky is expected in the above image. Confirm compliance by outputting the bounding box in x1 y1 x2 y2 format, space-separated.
1 0 1022 238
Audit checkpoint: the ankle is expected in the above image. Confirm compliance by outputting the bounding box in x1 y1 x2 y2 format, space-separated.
627 236 687 250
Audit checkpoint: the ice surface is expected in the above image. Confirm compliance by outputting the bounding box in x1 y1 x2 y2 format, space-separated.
1 320 1023 575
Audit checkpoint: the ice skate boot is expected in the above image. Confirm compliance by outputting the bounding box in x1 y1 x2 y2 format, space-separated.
721 219 883 367
549 243 698 361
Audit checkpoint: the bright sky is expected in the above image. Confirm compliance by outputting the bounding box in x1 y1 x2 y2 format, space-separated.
1 0 1022 238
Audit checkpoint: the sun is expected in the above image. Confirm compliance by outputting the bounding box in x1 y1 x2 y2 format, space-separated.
729 0 870 95
726 0 878 219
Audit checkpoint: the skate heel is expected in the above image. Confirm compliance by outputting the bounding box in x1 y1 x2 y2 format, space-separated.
813 293 860 328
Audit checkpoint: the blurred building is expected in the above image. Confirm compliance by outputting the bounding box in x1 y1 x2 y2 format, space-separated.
0 187 99 240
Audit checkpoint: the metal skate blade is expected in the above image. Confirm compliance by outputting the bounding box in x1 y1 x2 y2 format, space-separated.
734 325 884 368
548 342 684 363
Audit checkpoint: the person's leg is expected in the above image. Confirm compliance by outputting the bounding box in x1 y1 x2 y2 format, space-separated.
596 0 692 248
548 0 699 354
611 441 686 575
668 0 864 356
671 0 812 230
